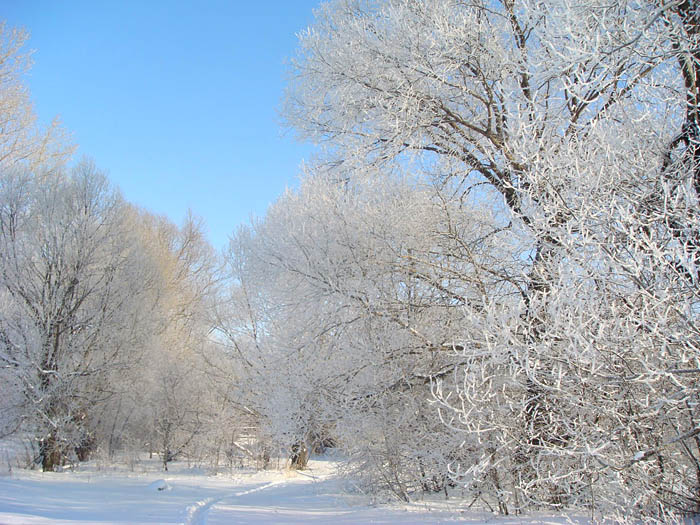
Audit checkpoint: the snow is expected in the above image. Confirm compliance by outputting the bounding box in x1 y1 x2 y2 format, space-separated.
147 478 171 492
0 456 590 524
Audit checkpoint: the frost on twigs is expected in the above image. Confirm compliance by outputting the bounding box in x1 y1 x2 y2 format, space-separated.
266 0 700 520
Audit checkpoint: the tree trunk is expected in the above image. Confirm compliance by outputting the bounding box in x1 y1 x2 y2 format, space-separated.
289 441 309 470
75 432 95 462
40 433 63 472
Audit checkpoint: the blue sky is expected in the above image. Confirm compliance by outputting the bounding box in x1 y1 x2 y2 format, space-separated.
3 0 321 250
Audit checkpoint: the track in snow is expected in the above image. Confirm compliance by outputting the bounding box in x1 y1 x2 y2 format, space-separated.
184 481 284 525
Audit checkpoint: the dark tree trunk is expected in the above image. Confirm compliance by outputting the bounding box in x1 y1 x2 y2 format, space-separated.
40 433 63 472
75 432 96 462
290 441 309 470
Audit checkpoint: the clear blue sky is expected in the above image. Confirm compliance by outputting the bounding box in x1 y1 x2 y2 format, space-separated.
2 0 320 250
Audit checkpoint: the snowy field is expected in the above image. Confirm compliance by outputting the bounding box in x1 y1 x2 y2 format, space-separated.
0 455 593 524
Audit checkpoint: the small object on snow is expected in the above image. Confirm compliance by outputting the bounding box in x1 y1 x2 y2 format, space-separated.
148 479 171 492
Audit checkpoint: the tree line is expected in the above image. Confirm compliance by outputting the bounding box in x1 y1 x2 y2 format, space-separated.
0 25 227 473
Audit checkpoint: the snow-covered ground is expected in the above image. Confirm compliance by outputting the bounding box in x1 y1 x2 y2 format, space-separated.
0 455 590 524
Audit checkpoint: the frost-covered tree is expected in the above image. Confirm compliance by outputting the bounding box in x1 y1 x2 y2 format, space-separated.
0 23 71 169
138 212 220 470
0 21 223 473
95 209 221 470
282 0 700 519
221 168 509 497
0 162 156 471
